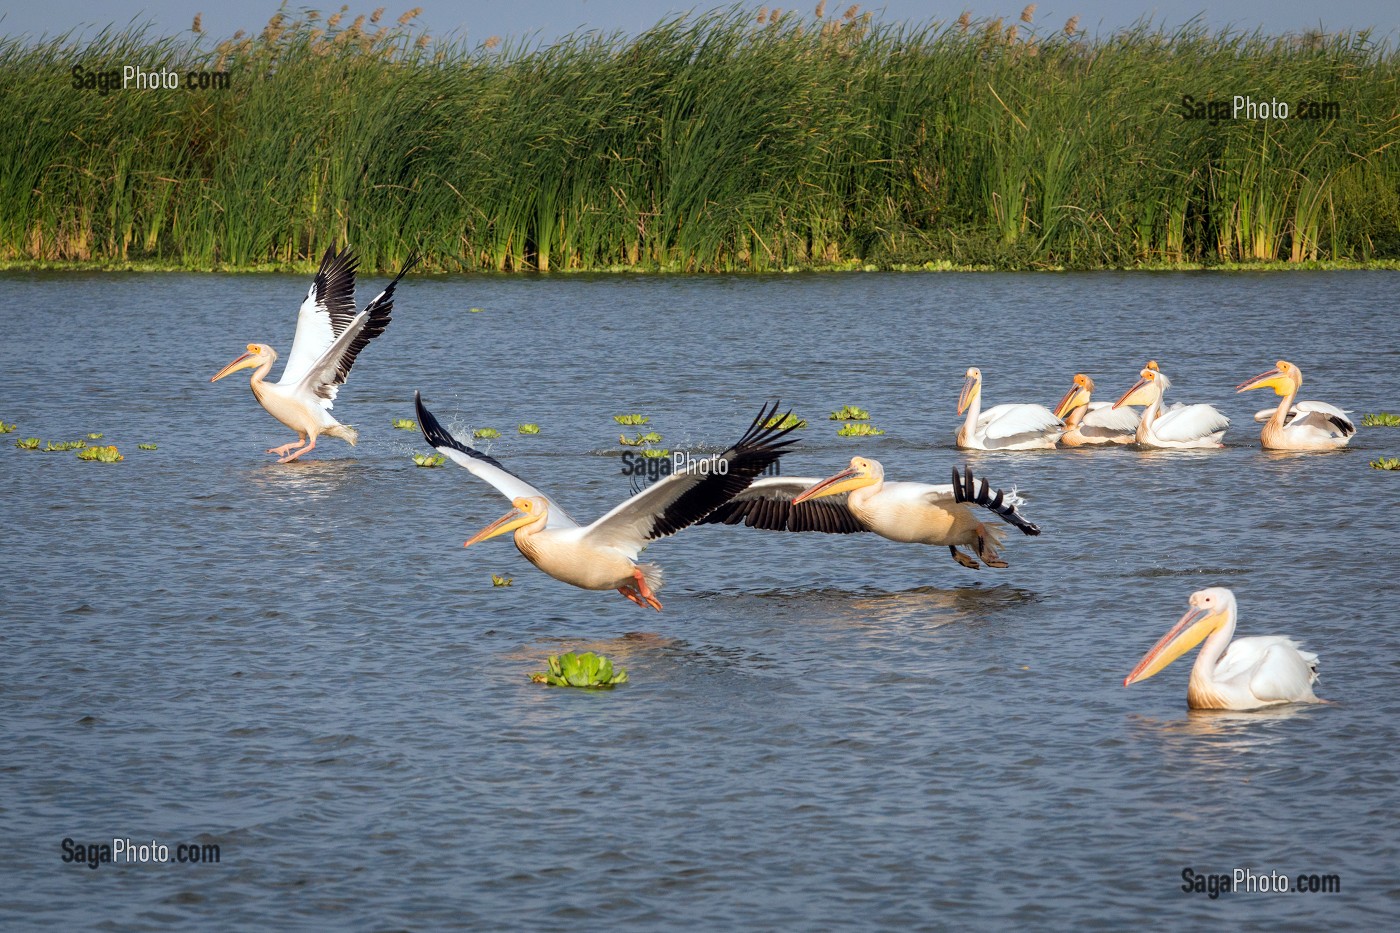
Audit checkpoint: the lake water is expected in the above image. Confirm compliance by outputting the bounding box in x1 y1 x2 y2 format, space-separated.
2 269 1398 927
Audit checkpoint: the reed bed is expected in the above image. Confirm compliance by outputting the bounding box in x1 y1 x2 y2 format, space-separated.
2 5 1397 271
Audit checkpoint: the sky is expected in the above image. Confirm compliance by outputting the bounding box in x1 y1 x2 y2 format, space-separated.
2 1 1397 45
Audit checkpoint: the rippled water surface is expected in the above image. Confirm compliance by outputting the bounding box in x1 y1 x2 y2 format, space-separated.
3 270 1399 927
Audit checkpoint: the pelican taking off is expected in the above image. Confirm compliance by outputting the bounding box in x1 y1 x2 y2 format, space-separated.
1124 587 1322 710
1236 360 1355 450
1052 373 1139 446
416 394 799 610
1113 363 1228 448
956 367 1062 450
701 460 1041 570
211 246 418 462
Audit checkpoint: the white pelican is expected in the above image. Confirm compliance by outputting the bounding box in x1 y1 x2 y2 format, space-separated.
416 394 799 610
956 367 1062 450
1124 587 1322 710
1052 373 1139 446
1112 363 1228 448
211 247 417 462
1236 360 1355 450
701 460 1040 570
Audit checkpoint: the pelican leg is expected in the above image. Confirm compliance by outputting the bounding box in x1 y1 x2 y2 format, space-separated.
277 435 318 463
975 533 1009 569
949 546 981 570
631 568 663 611
267 437 304 456
616 585 646 608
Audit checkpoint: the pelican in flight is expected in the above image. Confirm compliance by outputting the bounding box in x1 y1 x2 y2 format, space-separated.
1236 360 1355 450
1124 587 1322 710
1052 374 1139 446
211 246 417 462
1113 363 1228 448
416 394 799 610
956 367 1062 450
701 460 1041 570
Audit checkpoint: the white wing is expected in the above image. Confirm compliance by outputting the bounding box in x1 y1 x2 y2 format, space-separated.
291 258 413 409
279 246 359 387
1290 401 1355 436
1083 403 1141 432
584 404 800 554
982 404 1062 441
415 392 579 529
1152 404 1229 442
1216 636 1319 703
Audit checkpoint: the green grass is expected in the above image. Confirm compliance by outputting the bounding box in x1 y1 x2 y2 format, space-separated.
1362 412 1400 427
1 8 1397 271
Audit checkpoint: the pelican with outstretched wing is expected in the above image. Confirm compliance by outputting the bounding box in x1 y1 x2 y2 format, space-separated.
416 394 800 609
1113 363 1228 448
956 367 1063 450
701 459 1041 570
211 246 418 462
1052 374 1140 446
1236 360 1355 450
1124 587 1322 710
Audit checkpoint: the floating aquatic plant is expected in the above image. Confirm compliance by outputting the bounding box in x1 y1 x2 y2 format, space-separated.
469 307 485 313
0 421 15 433
530 652 628 688
44 440 87 451
518 423 540 434
491 573 513 586
613 414 650 426
392 418 418 430
837 422 885 437
829 406 870 421
412 452 446 467
1362 413 1400 427
764 413 808 430
86 433 103 440
76 445 123 462
1371 457 1400 470
640 447 672 459
619 431 663 446
137 443 158 450
473 427 501 439
14 437 42 450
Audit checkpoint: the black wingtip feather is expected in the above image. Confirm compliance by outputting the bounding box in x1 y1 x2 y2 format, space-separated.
955 464 1041 537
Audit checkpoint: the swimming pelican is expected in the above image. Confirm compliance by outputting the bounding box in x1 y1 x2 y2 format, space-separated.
416 394 799 610
1112 363 1228 448
211 246 418 462
956 367 1062 450
1124 587 1322 710
701 460 1040 569
1052 374 1139 446
1236 360 1355 450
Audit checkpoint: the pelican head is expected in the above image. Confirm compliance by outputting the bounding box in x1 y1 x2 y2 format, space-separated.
464 496 548 547
211 343 276 382
957 368 983 415
792 456 884 504
1053 373 1095 419
1113 365 1165 409
1124 587 1235 686
1236 359 1301 397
